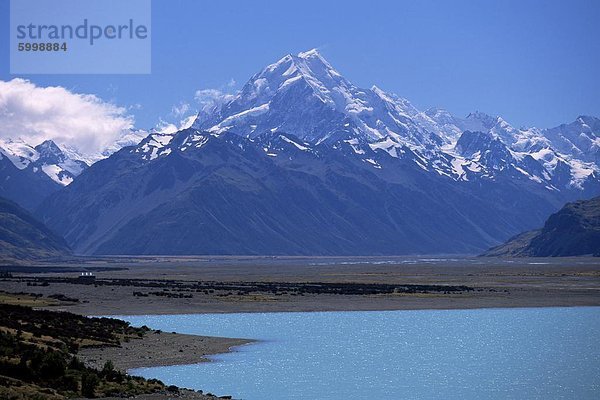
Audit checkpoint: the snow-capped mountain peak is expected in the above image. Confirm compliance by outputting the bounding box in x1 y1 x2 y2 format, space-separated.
193 49 448 157
0 138 87 185
226 48 346 111
35 140 63 160
0 138 39 169
32 140 87 185
160 50 599 192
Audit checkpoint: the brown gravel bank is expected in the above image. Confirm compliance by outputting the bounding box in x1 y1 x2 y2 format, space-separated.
79 330 253 371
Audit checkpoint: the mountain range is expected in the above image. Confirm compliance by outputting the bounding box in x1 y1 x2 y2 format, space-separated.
0 130 147 210
4 50 599 255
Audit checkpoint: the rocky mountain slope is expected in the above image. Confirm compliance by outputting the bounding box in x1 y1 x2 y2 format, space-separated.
483 196 600 256
0 196 70 260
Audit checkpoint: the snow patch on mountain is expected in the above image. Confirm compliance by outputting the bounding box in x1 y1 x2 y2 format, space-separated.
135 131 177 161
279 135 309 151
0 138 38 169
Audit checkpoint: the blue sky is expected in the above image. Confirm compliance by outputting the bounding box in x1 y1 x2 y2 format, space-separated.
1 0 599 131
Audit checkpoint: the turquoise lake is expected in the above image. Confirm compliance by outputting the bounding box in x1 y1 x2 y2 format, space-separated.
118 308 600 399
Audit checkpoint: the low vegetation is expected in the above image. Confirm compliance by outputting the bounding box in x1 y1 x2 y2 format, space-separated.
6 275 474 298
0 303 171 399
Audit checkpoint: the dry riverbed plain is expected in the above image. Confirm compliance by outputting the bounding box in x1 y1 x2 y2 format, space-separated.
1 255 599 315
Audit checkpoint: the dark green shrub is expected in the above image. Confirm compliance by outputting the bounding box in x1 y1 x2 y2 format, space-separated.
81 371 99 398
58 372 80 392
38 351 67 379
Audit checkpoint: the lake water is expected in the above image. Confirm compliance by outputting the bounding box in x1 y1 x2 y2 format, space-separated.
118 308 600 399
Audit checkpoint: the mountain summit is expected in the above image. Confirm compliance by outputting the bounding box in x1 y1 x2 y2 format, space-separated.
193 49 444 150
36 50 600 256
189 50 599 190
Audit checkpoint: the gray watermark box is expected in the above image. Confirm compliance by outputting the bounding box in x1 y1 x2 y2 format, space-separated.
10 0 151 74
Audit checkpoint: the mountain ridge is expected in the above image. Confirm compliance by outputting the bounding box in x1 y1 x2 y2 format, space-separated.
0 129 149 210
33 50 600 255
189 49 598 192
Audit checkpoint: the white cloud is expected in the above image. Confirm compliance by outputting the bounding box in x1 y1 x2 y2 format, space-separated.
0 78 134 154
155 119 179 134
157 80 239 135
155 114 195 134
194 88 225 104
171 102 190 117
180 114 196 130
194 88 236 113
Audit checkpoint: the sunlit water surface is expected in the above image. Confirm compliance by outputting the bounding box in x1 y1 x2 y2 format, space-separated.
116 308 600 399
